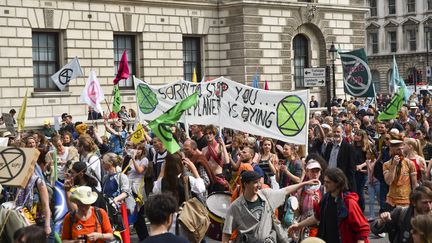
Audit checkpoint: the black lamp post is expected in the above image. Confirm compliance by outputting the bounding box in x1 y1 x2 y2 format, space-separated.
329 42 337 102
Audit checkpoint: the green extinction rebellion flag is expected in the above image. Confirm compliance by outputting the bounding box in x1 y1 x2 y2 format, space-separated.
149 91 199 154
339 48 375 97
377 88 405 121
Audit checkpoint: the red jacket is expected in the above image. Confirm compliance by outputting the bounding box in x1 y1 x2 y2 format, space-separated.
314 192 370 243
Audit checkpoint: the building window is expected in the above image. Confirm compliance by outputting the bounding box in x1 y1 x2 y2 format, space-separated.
293 34 309 88
32 32 59 91
113 35 135 88
389 31 397 52
370 0 377 17
407 0 415 13
429 0 432 10
183 37 201 82
407 29 417 51
426 28 432 50
371 70 380 92
368 32 379 54
388 0 396 15
406 67 422 85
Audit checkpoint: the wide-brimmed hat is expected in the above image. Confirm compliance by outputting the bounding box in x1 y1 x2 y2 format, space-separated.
70 186 98 205
43 119 50 125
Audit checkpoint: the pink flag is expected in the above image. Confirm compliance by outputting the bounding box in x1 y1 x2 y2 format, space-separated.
264 80 269 90
113 50 130 85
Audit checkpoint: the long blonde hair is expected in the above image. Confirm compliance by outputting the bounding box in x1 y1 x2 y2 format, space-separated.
404 137 424 157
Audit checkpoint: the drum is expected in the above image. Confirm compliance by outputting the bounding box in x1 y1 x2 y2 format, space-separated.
206 192 231 241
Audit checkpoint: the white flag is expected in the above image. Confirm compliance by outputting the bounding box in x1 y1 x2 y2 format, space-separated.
80 71 104 113
50 57 83 91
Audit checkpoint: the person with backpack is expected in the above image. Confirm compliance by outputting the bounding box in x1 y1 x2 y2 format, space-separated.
101 152 134 243
152 152 206 233
141 193 188 243
222 171 319 243
371 183 432 243
61 186 113 242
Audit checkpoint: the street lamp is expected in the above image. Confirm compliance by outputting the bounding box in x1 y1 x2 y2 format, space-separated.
329 42 337 102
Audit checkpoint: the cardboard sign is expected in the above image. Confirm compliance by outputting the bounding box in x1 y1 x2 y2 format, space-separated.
0 147 40 188
2 113 15 136
135 77 309 145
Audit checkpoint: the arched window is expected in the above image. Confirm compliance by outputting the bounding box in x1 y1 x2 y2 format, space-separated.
406 67 422 85
371 70 381 93
293 34 309 88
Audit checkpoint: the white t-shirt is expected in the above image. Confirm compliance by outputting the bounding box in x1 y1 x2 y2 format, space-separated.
129 157 148 180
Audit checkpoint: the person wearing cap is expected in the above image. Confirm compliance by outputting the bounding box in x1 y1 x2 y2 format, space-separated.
61 186 113 242
383 139 418 210
221 170 319 243
42 119 55 138
295 159 324 240
289 168 370 243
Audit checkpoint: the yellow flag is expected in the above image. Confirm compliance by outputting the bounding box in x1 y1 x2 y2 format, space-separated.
17 89 28 132
192 67 197 83
131 123 146 145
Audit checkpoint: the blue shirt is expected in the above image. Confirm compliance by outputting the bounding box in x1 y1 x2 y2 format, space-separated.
109 130 128 155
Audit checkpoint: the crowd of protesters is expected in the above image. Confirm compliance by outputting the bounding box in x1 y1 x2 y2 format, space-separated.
1 91 432 243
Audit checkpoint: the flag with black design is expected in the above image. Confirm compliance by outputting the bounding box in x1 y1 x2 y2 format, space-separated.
148 91 199 154
339 48 375 97
112 85 121 113
50 57 84 91
377 88 404 121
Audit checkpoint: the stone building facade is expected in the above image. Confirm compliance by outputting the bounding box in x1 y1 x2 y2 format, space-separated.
0 0 367 126
366 0 432 94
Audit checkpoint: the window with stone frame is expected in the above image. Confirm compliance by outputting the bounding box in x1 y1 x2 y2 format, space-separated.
370 0 377 17
407 0 415 13
293 34 309 88
406 28 417 51
368 32 379 54
32 32 60 91
427 29 432 50
371 70 381 93
388 31 397 52
183 37 201 82
113 35 136 88
388 0 396 15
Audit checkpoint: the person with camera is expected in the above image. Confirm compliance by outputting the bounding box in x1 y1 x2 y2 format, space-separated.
61 186 113 243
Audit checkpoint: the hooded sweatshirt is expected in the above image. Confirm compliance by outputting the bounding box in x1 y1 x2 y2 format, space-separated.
314 192 370 243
